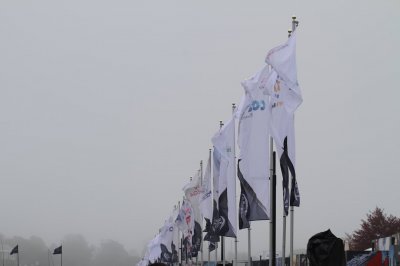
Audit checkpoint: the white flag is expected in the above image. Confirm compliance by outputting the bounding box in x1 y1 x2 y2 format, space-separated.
199 152 213 228
183 172 203 257
237 65 271 229
147 234 162 262
204 149 221 243
266 30 302 215
211 116 237 238
145 209 179 264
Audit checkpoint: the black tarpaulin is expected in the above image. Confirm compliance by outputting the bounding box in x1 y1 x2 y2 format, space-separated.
307 229 346 266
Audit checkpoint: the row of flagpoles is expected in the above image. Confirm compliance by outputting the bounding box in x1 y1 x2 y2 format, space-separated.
1 245 62 266
140 16 302 266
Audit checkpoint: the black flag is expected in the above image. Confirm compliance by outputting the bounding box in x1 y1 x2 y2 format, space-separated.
10 245 18 255
53 246 62 255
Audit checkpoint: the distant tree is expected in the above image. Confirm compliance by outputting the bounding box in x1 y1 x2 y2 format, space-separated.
91 239 137 266
347 207 400 251
62 234 94 266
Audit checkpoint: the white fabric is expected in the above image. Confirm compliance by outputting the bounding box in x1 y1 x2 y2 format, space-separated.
212 116 237 237
183 169 203 233
265 30 302 106
237 66 272 219
199 152 213 222
265 31 303 209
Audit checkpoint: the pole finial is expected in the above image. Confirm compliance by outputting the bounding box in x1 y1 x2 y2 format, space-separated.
292 15 296 20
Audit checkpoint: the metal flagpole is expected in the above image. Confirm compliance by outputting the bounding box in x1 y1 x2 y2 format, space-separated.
281 24 295 266
289 15 299 266
221 237 225 266
178 200 183 266
269 136 276 266
208 149 212 266
232 103 238 266
61 251 62 266
218 120 226 266
17 251 20 266
215 243 218 265
200 160 204 266
247 225 251 266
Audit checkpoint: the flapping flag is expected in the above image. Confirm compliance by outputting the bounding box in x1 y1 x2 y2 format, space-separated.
266 30 302 215
175 198 196 259
10 245 18 255
199 152 213 232
211 116 237 238
204 149 221 243
237 65 272 229
146 208 179 264
53 246 62 255
183 170 203 257
159 220 178 263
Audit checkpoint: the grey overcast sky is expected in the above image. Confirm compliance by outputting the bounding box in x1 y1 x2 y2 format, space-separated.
1 0 400 259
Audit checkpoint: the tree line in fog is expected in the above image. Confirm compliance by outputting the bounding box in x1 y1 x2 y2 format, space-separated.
0 233 141 266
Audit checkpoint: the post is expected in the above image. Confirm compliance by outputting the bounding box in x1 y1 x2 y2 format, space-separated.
208 148 212 266
282 212 286 266
17 252 20 266
61 252 62 266
200 160 204 266
269 137 275 266
215 242 218 265
219 120 224 266
177 201 181 266
269 134 276 266
232 103 238 266
221 237 225 266
248 226 251 266
208 246 211 266
289 16 299 266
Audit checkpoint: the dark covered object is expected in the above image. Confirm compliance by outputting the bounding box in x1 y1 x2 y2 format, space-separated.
307 229 346 266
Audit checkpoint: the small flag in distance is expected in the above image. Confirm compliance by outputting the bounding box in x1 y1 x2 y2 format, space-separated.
10 245 18 255
53 246 62 255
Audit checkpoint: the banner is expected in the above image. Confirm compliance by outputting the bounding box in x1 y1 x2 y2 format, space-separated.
211 116 237 237
237 65 271 228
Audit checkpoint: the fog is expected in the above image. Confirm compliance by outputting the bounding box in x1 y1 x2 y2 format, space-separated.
0 233 140 266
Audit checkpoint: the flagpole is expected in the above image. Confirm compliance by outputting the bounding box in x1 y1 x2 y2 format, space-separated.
218 120 226 266
280 25 295 266
232 103 238 266
289 16 299 266
269 135 276 266
177 200 181 266
17 251 19 266
248 226 251 266
200 159 204 266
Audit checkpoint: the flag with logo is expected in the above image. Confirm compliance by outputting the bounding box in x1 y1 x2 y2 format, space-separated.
211 116 237 238
266 30 302 215
146 209 179 263
204 149 221 243
183 169 203 257
199 152 213 233
159 218 178 263
237 65 272 229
